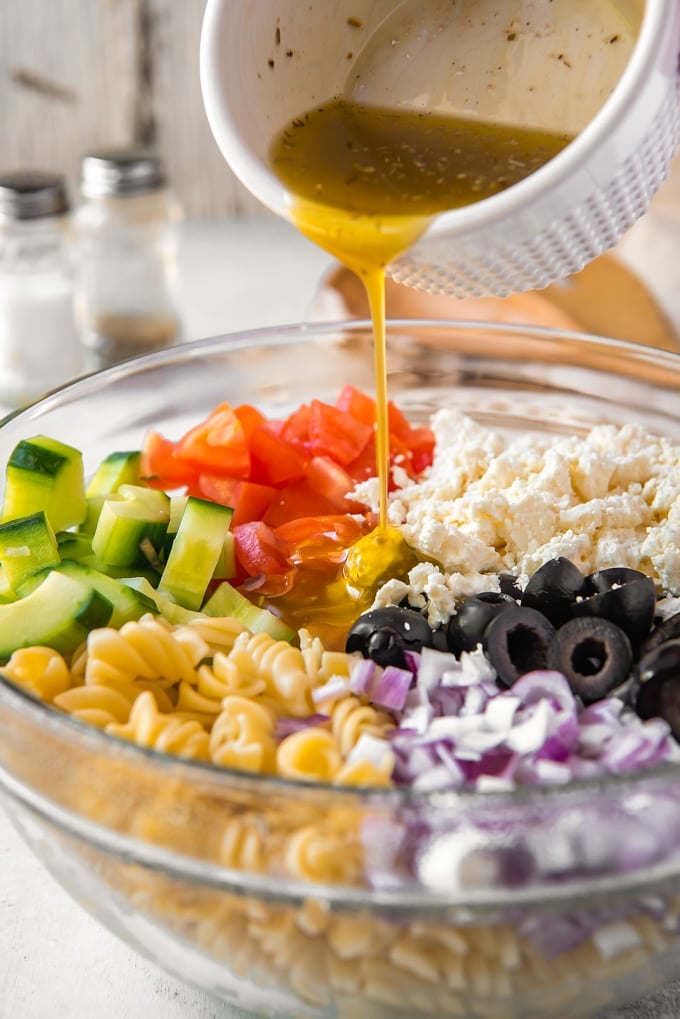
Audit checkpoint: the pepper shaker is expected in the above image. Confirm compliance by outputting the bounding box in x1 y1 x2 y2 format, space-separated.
73 149 184 370
0 171 82 409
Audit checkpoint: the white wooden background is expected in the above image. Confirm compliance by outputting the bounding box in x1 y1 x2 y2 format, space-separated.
0 0 259 218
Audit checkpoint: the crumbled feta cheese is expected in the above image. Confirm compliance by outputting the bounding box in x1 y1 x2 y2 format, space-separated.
350 411 680 620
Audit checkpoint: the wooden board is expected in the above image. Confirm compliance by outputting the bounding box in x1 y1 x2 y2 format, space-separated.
315 254 679 351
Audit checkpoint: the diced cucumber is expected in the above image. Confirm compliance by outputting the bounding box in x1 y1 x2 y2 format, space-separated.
203 581 296 643
19 560 157 628
121 576 203 625
82 451 142 533
86 451 142 498
158 497 234 610
92 485 169 569
0 511 60 592
0 570 113 660
168 495 189 535
213 530 236 580
162 494 189 558
80 555 159 583
1 435 87 532
57 531 93 561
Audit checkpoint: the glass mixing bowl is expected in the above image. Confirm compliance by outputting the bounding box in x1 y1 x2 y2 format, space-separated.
2 321 680 1019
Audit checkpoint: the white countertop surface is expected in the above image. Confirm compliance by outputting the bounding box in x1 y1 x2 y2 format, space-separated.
2 216 680 1018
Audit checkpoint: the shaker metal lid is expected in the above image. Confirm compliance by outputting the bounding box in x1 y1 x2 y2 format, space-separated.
0 171 70 221
79 149 167 198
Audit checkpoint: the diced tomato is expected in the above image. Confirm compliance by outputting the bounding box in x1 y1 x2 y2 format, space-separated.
306 455 356 509
198 474 276 526
308 400 372 466
280 404 312 451
231 481 277 527
233 404 267 441
274 514 365 548
345 438 378 484
233 521 290 577
140 431 200 489
176 403 251 478
387 401 412 440
407 425 436 474
263 480 347 528
196 473 240 506
335 385 376 426
249 427 308 487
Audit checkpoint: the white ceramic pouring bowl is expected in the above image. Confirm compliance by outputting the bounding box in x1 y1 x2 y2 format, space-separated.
200 0 680 297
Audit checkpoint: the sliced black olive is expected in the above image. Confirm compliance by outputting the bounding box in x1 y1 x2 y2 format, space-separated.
547 616 633 704
575 567 656 654
446 592 517 657
483 605 556 688
635 639 680 739
641 611 680 657
498 573 523 600
521 557 585 628
431 626 449 653
345 606 435 669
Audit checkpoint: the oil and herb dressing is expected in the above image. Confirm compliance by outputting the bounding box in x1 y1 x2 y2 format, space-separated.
267 97 572 642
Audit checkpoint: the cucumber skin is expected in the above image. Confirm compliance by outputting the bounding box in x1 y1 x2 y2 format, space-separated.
2 436 87 533
92 486 169 568
0 511 61 592
204 582 296 643
159 497 234 611
0 571 113 660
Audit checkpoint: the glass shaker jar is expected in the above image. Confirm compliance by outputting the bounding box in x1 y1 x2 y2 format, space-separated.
73 150 184 370
0 171 83 409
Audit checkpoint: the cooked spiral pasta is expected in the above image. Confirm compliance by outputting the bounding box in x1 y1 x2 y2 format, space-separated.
276 728 342 782
217 815 267 871
330 695 394 758
54 683 136 728
11 608 397 790
226 630 314 717
176 615 246 656
2 646 71 702
106 690 211 760
85 615 204 690
210 695 276 773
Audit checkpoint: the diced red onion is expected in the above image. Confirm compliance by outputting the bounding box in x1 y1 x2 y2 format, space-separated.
275 714 330 739
348 658 377 696
311 674 350 705
371 665 413 712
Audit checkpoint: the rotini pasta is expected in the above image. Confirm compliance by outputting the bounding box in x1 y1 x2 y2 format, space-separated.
11 610 397 799
3 646 71 702
209 695 276 773
106 690 211 760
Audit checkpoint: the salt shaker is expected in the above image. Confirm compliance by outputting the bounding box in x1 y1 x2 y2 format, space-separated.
0 171 83 409
73 149 184 370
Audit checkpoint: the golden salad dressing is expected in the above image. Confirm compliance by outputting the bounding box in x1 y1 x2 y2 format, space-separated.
267 98 571 643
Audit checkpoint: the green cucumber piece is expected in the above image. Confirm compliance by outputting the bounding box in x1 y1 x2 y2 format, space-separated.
213 531 237 580
19 560 158 628
79 555 159 583
158 497 234 610
57 531 93 561
203 582 296 643
2 435 87 532
0 570 113 659
121 576 203 625
86 451 142 497
92 485 169 569
0 511 60 592
82 451 142 533
162 494 189 558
